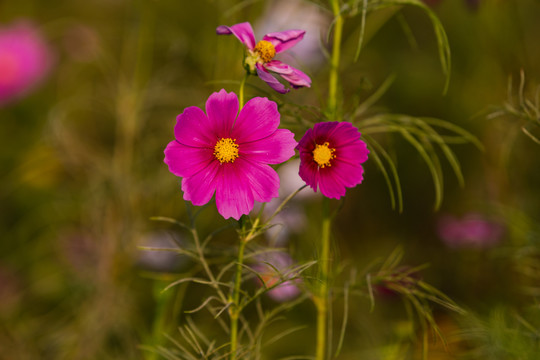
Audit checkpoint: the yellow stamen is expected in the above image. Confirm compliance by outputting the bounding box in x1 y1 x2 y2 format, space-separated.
312 142 335 168
254 40 276 63
214 138 239 164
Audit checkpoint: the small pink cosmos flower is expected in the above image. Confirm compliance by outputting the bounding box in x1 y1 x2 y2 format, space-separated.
296 121 369 199
164 89 297 220
253 251 301 302
0 21 53 106
216 22 311 94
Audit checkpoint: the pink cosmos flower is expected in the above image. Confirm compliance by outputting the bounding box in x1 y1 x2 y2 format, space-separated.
216 22 311 94
253 251 301 302
0 21 53 106
296 121 369 199
164 89 297 220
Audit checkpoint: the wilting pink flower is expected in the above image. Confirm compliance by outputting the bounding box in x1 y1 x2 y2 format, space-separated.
216 22 311 94
437 213 504 249
164 89 297 220
0 21 53 106
256 0 330 67
253 251 301 302
296 122 369 199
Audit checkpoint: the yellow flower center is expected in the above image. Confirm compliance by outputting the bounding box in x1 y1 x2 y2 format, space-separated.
254 40 276 63
214 138 239 164
312 142 336 168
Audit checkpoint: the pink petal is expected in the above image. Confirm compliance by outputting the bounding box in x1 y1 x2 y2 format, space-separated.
215 163 255 220
205 89 239 138
181 160 220 206
279 67 311 88
237 159 280 202
330 122 363 146
263 29 305 53
318 169 346 199
264 60 294 75
256 63 289 94
298 151 319 192
268 281 301 302
295 127 316 152
331 160 365 188
164 140 214 178
216 22 256 50
174 106 215 147
312 122 340 142
240 129 297 164
233 94 281 142
336 141 370 165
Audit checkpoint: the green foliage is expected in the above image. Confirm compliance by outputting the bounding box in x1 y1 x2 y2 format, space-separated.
459 307 540 360
362 247 465 359
146 196 315 359
488 70 540 145
344 0 451 93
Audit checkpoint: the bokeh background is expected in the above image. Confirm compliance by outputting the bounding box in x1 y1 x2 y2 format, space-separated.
1 0 540 359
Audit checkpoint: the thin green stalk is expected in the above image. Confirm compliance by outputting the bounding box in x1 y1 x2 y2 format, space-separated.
229 238 247 360
328 0 343 120
315 0 343 358
316 197 332 360
239 72 248 109
146 280 173 360
229 217 260 360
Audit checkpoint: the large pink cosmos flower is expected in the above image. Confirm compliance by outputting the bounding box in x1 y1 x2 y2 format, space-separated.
0 21 53 106
216 22 311 94
296 121 369 199
164 89 297 220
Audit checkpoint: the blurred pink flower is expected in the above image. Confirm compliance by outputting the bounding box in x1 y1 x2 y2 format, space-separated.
216 22 311 94
437 213 504 249
164 89 297 220
297 122 369 199
0 21 53 106
137 231 189 272
253 251 301 302
374 266 421 300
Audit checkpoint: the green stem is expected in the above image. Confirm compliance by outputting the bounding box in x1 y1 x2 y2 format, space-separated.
328 0 343 120
239 72 248 109
229 238 246 360
230 217 259 360
316 197 332 360
146 280 172 360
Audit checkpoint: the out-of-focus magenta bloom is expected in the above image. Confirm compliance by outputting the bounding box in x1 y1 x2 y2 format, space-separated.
437 213 504 249
0 21 53 106
164 89 297 220
253 251 301 302
296 122 369 199
216 22 311 94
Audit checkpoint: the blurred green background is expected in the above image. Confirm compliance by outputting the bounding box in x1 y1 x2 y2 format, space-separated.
1 0 540 359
